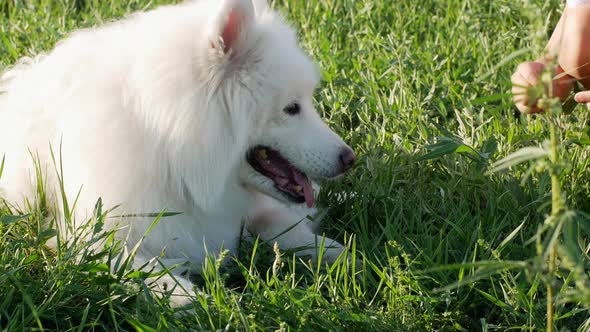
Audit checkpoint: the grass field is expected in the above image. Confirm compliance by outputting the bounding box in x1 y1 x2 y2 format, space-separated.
2 0 590 330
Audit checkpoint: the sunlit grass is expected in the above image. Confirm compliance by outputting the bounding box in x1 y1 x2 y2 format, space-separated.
2 0 590 330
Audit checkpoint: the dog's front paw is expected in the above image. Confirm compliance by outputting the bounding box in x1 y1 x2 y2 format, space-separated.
315 238 347 264
149 273 198 307
314 238 363 277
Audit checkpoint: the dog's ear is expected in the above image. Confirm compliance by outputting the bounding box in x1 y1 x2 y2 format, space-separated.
210 0 256 55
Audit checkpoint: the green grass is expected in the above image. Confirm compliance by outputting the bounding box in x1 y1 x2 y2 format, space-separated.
2 0 590 330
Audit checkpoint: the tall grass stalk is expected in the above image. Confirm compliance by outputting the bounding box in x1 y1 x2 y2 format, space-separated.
492 62 567 331
544 69 562 332
511 3 568 329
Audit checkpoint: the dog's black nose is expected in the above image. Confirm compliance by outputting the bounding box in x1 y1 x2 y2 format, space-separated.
339 147 356 172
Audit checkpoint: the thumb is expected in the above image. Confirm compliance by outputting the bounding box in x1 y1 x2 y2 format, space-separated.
553 65 575 100
574 90 590 103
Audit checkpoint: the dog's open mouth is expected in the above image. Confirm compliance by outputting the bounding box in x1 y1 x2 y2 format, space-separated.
247 146 314 207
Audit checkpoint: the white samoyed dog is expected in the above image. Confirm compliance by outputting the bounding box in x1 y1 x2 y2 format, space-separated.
0 0 355 302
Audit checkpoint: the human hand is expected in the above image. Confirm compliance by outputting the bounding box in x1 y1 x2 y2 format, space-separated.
558 6 590 89
512 5 590 114
511 61 573 113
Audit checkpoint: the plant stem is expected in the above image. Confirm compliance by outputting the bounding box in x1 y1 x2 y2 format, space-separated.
546 122 561 332
549 124 562 222
547 247 555 332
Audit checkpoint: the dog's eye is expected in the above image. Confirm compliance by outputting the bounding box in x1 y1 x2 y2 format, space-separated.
283 102 300 116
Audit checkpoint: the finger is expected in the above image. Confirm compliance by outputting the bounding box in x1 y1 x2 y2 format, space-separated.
512 91 540 113
511 74 529 103
574 90 590 103
514 62 544 86
553 65 575 100
517 104 541 114
511 84 536 113
511 62 546 113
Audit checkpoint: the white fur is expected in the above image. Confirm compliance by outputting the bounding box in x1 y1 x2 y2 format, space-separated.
0 0 352 303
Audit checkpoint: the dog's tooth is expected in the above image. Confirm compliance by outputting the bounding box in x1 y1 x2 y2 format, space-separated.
293 185 302 193
258 149 268 160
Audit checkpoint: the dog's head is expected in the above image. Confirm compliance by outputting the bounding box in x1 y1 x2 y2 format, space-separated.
178 0 354 209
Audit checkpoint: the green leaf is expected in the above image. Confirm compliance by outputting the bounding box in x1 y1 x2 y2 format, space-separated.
476 289 514 311
127 317 160 331
496 220 525 252
78 263 110 273
430 260 527 292
108 212 182 218
0 155 5 179
0 214 31 225
37 229 57 245
565 135 590 146
418 138 462 161
1 34 18 60
480 138 498 159
124 270 153 279
487 146 547 174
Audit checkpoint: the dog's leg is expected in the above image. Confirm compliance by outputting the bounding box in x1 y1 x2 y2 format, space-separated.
102 242 201 307
144 261 198 307
115 249 199 307
247 198 346 263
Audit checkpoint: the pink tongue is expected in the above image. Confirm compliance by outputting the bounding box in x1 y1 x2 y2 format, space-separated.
293 170 314 208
